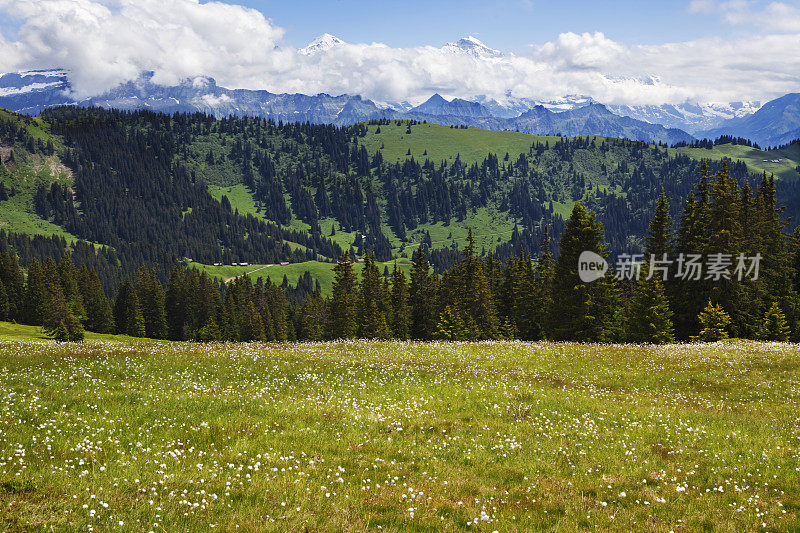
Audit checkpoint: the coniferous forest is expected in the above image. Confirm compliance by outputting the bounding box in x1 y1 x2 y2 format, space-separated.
2 107 800 343
1 157 798 343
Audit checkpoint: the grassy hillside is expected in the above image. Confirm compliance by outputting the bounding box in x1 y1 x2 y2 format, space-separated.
0 340 797 531
191 257 414 294
206 184 316 252
0 155 77 238
360 120 800 181
0 321 163 343
360 120 578 165
0 109 77 238
672 142 800 181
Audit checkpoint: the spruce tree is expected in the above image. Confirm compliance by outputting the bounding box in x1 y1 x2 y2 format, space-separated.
708 160 742 254
0 278 8 321
241 301 266 342
357 254 390 339
646 190 673 259
456 228 498 339
58 255 85 321
672 161 714 339
547 202 618 341
197 317 221 342
752 173 797 338
64 311 85 342
24 258 47 325
0 252 24 321
41 258 70 336
532 225 556 339
497 318 517 340
696 300 731 341
625 268 675 344
758 301 790 341
434 305 467 341
51 320 69 342
300 291 327 341
165 267 187 340
114 278 145 337
135 266 167 339
328 251 358 339
409 248 436 340
389 262 411 339
79 267 114 333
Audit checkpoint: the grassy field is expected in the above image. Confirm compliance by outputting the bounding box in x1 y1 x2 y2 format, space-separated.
672 143 800 181
360 121 578 165
359 120 800 181
191 258 414 294
0 339 798 531
0 321 162 343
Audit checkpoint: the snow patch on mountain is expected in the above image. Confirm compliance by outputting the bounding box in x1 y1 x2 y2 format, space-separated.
442 36 502 60
0 82 64 97
300 34 346 55
17 69 69 78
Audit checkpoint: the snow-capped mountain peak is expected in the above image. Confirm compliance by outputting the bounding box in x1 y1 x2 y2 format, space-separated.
442 36 502 59
606 101 763 133
300 33 346 55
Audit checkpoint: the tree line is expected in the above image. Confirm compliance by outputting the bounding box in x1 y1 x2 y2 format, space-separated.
1 160 798 343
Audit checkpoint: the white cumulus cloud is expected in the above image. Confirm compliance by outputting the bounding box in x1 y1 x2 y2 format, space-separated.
0 0 798 106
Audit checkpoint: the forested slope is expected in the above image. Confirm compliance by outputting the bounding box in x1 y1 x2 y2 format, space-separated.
2 107 799 286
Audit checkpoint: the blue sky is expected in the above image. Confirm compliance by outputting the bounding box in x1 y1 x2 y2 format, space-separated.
216 0 757 51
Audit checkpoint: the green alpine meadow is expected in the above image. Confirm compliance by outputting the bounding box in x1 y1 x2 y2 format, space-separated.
0 339 798 531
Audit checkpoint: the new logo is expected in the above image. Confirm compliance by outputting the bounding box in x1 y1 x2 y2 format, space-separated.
578 251 608 283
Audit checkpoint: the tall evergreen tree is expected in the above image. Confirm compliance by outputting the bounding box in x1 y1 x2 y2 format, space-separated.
389 262 411 339
165 267 188 340
531 225 556 340
547 203 619 341
0 278 8 321
299 290 327 341
114 277 145 337
58 255 85 321
646 190 673 259
751 173 797 337
78 266 114 333
357 254 390 339
241 301 266 341
671 161 715 339
0 252 24 321
24 258 47 326
135 266 168 339
41 258 71 335
327 251 358 339
453 228 497 339
409 248 436 340
625 267 675 344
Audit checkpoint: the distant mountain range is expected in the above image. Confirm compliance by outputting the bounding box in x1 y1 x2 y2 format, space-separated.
398 96 694 144
0 69 691 144
697 93 800 147
0 60 798 146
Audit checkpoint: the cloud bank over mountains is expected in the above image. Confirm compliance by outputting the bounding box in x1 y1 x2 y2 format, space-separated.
0 0 798 106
